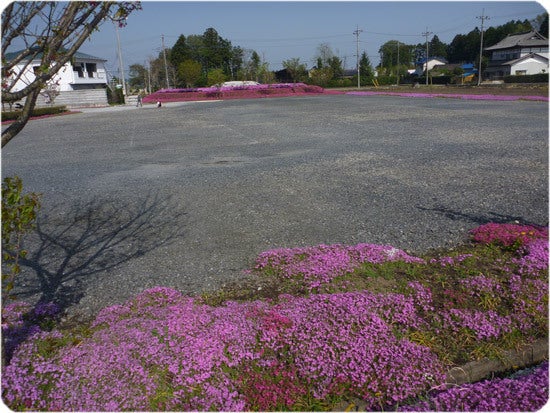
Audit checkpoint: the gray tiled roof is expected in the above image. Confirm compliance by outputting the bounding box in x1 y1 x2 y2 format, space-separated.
4 48 106 62
485 31 548 51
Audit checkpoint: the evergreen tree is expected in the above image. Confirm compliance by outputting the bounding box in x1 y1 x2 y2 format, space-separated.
429 35 447 59
535 13 548 37
359 52 373 78
447 28 479 63
327 56 343 79
170 34 190 68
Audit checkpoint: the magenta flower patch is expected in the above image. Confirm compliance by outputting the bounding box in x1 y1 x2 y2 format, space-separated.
1 223 547 411
470 223 548 247
142 83 330 103
254 243 424 291
347 91 549 102
400 362 549 411
2 288 444 410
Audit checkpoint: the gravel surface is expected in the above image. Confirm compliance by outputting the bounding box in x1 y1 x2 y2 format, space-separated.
2 95 548 320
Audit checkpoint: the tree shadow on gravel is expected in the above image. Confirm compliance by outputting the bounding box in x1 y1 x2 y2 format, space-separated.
16 191 187 314
416 205 547 227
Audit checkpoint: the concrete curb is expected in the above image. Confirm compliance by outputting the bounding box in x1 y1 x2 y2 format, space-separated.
445 338 548 386
334 339 548 411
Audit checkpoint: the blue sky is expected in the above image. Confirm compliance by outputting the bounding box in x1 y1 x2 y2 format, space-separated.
81 1 546 74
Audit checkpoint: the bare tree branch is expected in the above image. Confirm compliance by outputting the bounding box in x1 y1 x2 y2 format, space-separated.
1 87 40 147
1 1 141 147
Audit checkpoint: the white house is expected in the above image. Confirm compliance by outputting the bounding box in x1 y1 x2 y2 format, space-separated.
4 49 110 107
484 31 549 79
414 57 448 76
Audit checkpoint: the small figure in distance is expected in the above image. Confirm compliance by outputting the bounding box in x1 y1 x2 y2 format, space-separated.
136 94 143 107
156 101 162 108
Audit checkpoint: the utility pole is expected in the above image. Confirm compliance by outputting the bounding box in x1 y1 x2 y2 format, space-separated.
396 40 400 86
114 22 127 96
353 26 363 89
161 34 170 89
148 61 152 93
422 28 433 86
477 9 490 86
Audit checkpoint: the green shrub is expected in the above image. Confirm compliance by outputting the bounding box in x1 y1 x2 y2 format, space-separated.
327 78 353 88
1 105 68 121
1 176 41 301
414 75 453 85
504 73 549 83
106 87 125 104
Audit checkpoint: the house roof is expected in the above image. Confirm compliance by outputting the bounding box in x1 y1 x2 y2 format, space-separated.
416 56 448 65
431 62 478 76
501 52 549 67
485 31 548 51
4 48 106 62
432 62 475 70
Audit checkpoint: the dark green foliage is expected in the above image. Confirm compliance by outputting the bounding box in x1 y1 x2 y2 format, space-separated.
1 105 67 121
106 86 125 104
538 13 548 37
359 51 374 79
504 73 549 83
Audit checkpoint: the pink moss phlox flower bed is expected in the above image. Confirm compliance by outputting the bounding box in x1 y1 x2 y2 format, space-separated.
400 361 548 411
347 91 549 102
254 243 424 291
142 83 339 104
469 222 548 247
2 223 548 411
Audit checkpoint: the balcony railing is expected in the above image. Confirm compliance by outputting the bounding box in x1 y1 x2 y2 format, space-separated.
71 70 107 84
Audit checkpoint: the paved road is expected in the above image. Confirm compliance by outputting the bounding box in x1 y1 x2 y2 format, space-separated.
2 95 548 319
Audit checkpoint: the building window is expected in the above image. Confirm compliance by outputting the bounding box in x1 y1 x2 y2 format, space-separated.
85 63 96 78
73 63 84 77
515 70 527 75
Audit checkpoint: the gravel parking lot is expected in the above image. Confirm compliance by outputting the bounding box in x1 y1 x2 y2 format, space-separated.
2 95 548 319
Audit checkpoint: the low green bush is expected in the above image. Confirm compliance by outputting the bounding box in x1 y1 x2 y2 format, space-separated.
504 73 548 83
1 176 41 301
2 105 68 121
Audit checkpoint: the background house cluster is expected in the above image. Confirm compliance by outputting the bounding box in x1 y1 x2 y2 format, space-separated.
415 31 548 81
5 31 549 108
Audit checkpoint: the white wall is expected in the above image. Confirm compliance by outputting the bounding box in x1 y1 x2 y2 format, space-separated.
8 59 107 92
510 57 549 75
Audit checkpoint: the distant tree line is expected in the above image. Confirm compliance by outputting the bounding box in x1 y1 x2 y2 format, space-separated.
128 27 274 91
128 14 548 91
377 15 548 77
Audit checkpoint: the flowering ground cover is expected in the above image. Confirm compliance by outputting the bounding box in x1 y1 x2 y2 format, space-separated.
346 90 549 101
400 361 548 411
2 223 548 411
142 83 337 104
